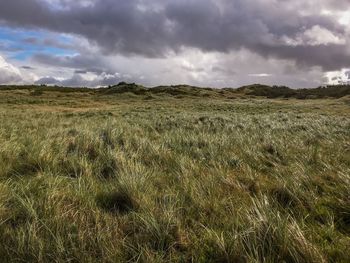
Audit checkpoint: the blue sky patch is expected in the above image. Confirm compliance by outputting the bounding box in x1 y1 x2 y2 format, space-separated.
0 26 75 61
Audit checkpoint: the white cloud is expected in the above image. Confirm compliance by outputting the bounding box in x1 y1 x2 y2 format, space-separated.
0 55 23 84
25 46 328 88
249 73 272 77
282 25 346 46
325 68 350 85
303 26 346 46
0 55 38 84
338 11 350 25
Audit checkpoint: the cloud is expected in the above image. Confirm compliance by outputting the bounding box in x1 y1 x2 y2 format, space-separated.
35 72 122 87
22 46 328 88
249 73 272 77
345 71 350 80
0 55 23 84
23 36 75 50
21 65 36 70
0 0 349 72
34 76 59 85
0 55 39 84
31 53 105 70
325 68 350 84
211 66 236 76
282 25 346 46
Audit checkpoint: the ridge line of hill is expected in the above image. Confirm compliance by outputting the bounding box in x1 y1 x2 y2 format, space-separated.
1 82 350 99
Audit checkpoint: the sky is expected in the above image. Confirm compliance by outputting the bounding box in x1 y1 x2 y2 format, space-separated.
0 0 349 88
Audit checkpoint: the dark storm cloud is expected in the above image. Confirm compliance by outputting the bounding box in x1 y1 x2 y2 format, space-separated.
250 44 350 71
0 0 349 70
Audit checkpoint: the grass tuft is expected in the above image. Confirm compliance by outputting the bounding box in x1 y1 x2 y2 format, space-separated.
96 188 138 215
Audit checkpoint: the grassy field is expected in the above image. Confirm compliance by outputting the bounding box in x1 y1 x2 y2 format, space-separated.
0 86 349 262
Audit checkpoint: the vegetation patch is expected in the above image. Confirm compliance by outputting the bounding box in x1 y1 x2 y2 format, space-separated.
0 85 348 262
96 188 138 215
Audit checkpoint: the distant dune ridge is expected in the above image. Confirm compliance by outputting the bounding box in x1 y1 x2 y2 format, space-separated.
1 82 350 99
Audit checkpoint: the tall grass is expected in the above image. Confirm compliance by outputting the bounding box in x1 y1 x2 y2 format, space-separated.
0 89 349 262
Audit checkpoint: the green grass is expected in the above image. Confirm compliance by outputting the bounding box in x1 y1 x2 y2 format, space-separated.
0 87 349 262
